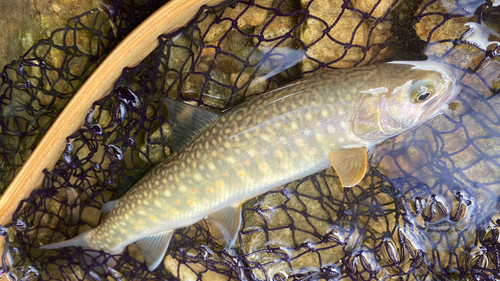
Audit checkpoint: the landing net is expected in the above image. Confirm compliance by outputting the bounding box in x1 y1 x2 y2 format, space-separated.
1 0 500 280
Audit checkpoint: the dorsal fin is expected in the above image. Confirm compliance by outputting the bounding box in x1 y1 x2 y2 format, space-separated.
163 98 220 151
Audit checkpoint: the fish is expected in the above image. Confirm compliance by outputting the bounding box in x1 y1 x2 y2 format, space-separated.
40 60 461 272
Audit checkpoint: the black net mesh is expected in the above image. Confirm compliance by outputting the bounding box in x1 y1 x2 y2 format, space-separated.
0 0 168 194
1 0 500 280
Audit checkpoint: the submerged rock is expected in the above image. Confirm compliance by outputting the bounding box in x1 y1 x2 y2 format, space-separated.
352 0 401 18
413 0 483 68
0 0 107 70
299 0 394 71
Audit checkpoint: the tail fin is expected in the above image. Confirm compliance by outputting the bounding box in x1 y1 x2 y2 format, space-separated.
39 230 91 250
40 230 118 275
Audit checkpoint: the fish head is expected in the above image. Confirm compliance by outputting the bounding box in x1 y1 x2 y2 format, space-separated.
378 61 461 137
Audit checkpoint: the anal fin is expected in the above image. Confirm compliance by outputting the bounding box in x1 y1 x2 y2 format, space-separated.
205 203 243 249
329 147 368 187
135 230 174 271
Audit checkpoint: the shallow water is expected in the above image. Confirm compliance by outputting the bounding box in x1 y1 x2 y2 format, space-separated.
1 0 500 280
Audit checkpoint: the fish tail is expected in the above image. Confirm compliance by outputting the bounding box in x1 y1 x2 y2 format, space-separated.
39 230 91 250
40 230 119 274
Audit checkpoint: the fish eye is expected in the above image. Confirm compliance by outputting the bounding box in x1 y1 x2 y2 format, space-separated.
410 80 435 102
417 92 431 101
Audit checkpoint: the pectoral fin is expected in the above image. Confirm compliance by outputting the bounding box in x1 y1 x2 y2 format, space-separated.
205 203 243 249
135 230 174 271
329 147 367 187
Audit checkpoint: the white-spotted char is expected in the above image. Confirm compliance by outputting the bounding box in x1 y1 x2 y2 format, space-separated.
40 61 461 271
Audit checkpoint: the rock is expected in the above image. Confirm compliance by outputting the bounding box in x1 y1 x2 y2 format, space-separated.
202 0 276 43
414 0 482 67
164 248 235 281
0 0 106 71
224 0 274 30
253 13 298 49
202 13 232 42
139 123 172 164
183 68 233 110
300 7 369 71
230 71 275 98
298 0 393 71
240 169 348 279
351 0 401 18
161 34 197 73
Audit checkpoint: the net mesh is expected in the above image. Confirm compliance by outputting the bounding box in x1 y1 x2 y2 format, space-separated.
1 0 500 280
0 0 168 194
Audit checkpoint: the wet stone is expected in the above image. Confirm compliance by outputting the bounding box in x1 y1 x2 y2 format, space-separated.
161 34 197 73
202 13 232 43
164 248 235 281
241 169 352 279
224 0 274 30
139 123 172 164
414 0 483 67
299 0 386 71
352 0 402 18
253 12 298 49
0 0 106 70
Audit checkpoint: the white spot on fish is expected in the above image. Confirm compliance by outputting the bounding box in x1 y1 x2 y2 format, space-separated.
154 200 162 207
248 149 257 157
305 112 313 121
226 156 237 164
208 162 216 171
163 190 172 198
261 134 271 142
193 174 203 182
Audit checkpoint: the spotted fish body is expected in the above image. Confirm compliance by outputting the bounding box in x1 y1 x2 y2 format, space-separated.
41 61 460 271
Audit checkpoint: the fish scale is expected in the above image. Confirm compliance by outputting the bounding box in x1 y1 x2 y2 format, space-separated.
40 61 461 271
